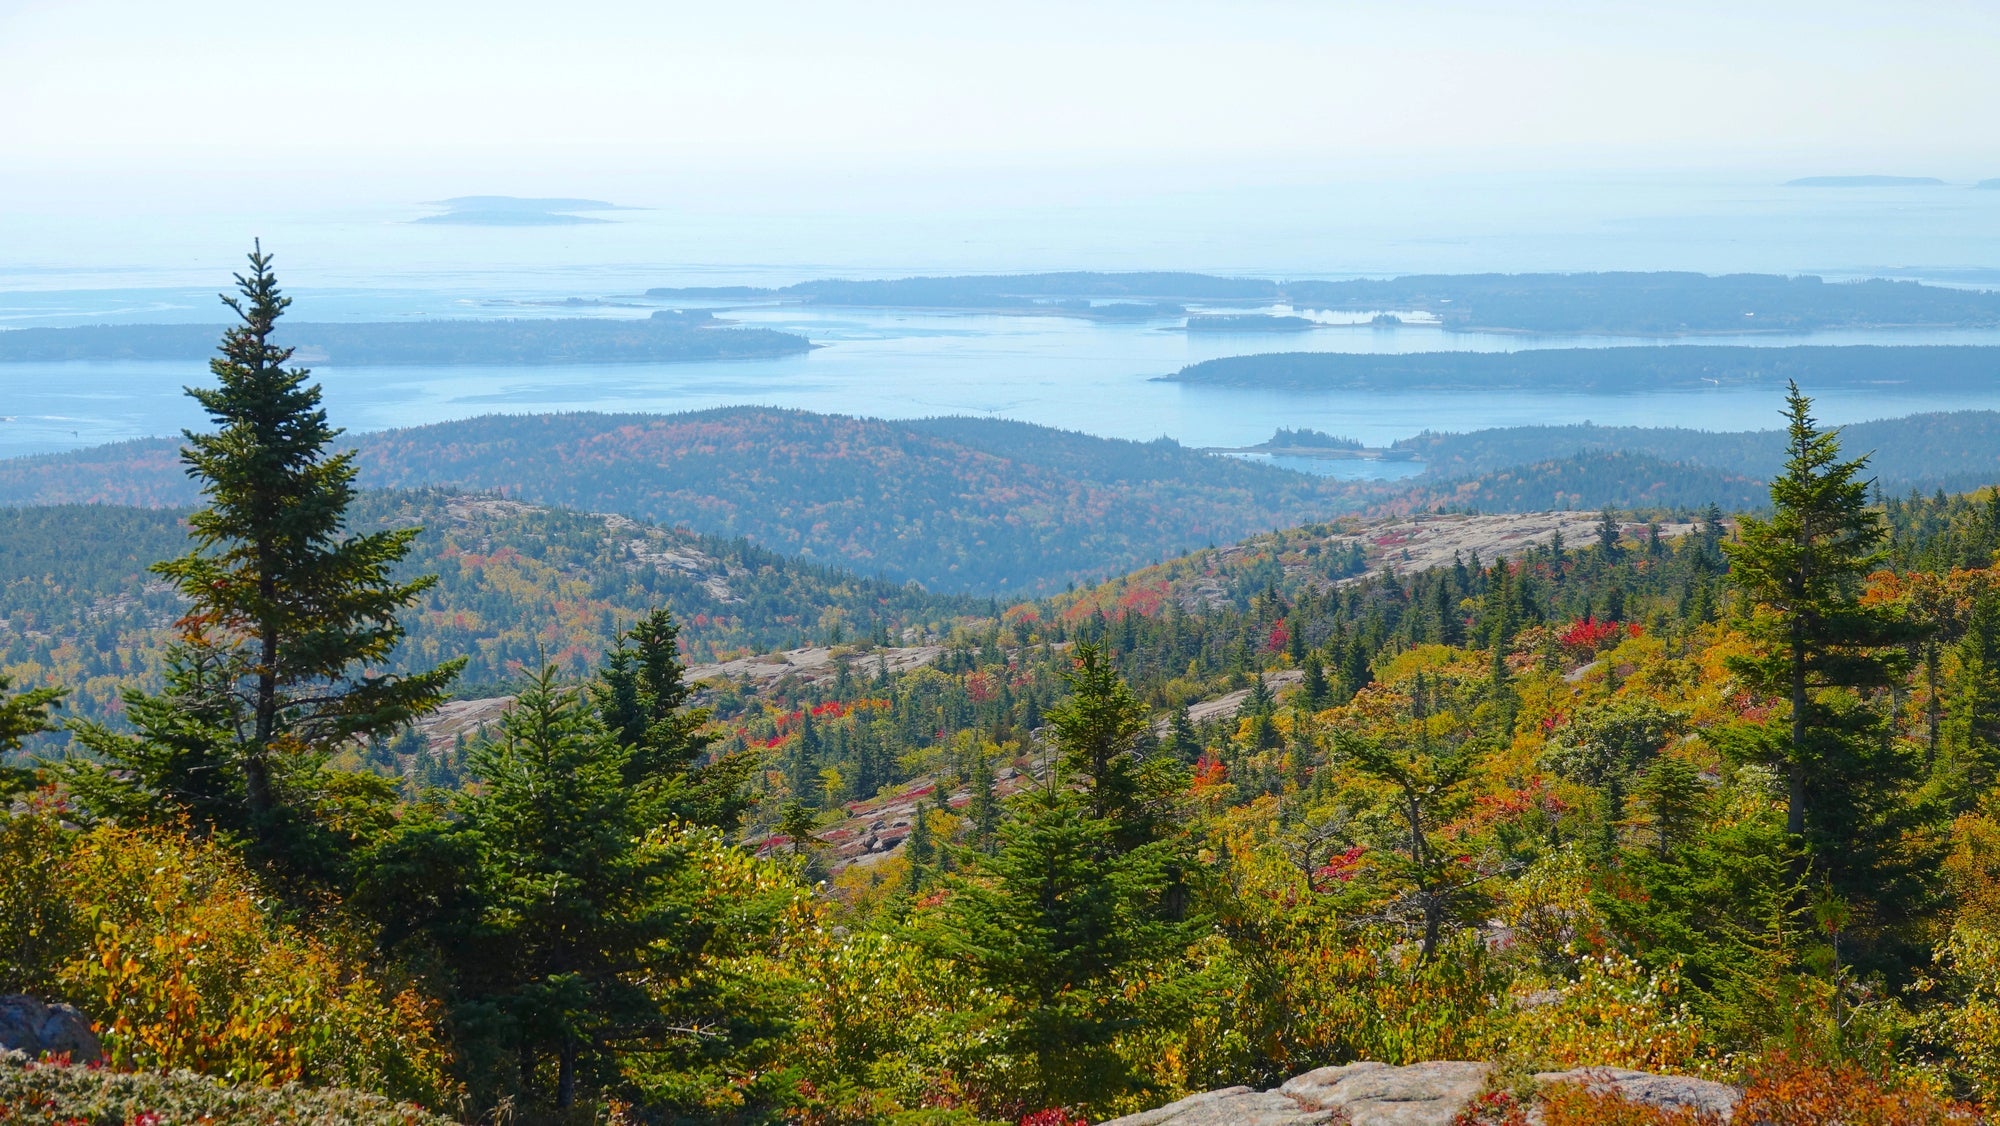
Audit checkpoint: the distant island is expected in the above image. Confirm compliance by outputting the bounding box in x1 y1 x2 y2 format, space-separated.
1162 344 2000 392
413 195 626 226
1184 313 1317 333
1978 179 2000 190
1204 428 1409 461
1783 175 1948 187
646 270 2000 335
0 313 811 365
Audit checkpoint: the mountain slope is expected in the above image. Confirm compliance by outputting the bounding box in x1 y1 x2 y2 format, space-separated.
0 409 1362 594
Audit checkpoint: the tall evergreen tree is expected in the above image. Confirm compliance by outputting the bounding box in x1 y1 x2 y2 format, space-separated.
593 608 752 830
67 246 458 874
1045 642 1151 825
1725 382 1904 839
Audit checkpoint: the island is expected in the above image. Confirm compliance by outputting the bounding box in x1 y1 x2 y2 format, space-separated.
1783 176 1948 187
413 195 626 226
1183 313 1317 332
644 270 2000 336
1203 427 1417 462
1161 345 2000 393
0 312 813 365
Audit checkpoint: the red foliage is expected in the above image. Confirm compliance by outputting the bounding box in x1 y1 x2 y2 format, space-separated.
1559 616 1641 656
1018 1111 1088 1126
1266 620 1291 653
966 671 997 704
1313 844 1366 884
1192 754 1229 790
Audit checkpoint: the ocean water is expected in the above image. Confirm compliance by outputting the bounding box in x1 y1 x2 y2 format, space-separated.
5 171 2000 465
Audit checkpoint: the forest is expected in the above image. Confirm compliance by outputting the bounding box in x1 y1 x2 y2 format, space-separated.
18 251 2000 1126
0 312 810 364
0 410 1359 594
0 492 977 741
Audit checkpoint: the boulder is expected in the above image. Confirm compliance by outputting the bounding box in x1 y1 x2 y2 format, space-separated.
1105 1060 1744 1126
1281 1061 1494 1126
1534 1067 1739 1120
0 994 103 1064
1098 1086 1334 1126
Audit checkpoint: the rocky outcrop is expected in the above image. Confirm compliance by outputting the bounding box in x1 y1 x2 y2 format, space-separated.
1534 1067 1739 1119
1101 1060 1741 1126
0 995 102 1064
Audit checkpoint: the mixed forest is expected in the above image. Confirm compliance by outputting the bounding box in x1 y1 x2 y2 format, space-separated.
19 253 2000 1125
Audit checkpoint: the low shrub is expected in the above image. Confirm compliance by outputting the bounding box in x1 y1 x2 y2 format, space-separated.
0 1053 451 1126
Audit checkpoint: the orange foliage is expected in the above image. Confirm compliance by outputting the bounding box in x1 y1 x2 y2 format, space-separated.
1734 1053 1976 1126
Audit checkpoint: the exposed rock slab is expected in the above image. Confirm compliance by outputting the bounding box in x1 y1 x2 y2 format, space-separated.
1107 1060 1741 1126
1534 1067 1738 1119
1100 1086 1333 1126
1281 1061 1493 1126
0 995 102 1064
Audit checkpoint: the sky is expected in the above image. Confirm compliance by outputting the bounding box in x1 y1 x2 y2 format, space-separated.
4 0 2000 214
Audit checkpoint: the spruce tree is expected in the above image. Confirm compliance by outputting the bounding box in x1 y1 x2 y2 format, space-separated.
1725 382 1904 839
68 246 459 872
593 608 751 829
1046 642 1151 824
0 674 61 795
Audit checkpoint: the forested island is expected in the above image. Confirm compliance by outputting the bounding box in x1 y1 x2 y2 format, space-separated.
0 312 810 364
645 269 2000 335
1166 344 2000 392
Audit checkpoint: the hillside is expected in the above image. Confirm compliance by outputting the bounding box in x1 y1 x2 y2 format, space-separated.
0 409 1365 594
1166 344 2000 392
0 314 810 364
1395 411 2000 495
0 491 975 738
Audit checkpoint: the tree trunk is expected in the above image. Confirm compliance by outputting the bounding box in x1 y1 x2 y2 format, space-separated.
1789 614 1807 838
557 1037 577 1109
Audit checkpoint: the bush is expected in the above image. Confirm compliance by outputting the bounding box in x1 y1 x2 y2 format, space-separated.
0 1053 451 1126
0 803 459 1109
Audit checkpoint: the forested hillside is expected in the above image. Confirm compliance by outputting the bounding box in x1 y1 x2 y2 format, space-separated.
0 491 973 739
0 410 1362 593
1397 410 2000 493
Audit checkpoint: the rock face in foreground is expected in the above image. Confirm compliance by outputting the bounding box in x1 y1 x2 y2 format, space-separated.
1101 1060 1741 1126
0 995 102 1065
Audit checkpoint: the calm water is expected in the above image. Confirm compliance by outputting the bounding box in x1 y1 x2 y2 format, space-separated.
9 302 2000 464
7 171 2000 465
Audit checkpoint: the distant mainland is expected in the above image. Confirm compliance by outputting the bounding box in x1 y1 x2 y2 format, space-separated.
646 270 2000 336
0 313 810 365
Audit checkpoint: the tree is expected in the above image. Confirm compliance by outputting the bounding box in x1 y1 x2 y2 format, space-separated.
1045 642 1151 825
0 674 62 795
593 608 752 830
67 246 459 875
1725 382 1905 840
1333 713 1488 962
921 786 1189 1115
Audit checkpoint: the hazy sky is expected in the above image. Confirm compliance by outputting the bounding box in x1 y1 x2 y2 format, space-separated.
3 0 1999 215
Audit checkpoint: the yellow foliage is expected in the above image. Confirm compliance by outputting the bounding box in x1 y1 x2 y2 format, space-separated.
0 805 460 1109
1509 952 1704 1074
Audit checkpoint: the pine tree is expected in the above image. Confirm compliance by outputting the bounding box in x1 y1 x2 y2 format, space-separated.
593 608 750 829
68 246 457 874
1046 642 1151 825
0 674 61 794
1725 382 1904 839
921 786 1189 1115
1300 651 1330 712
